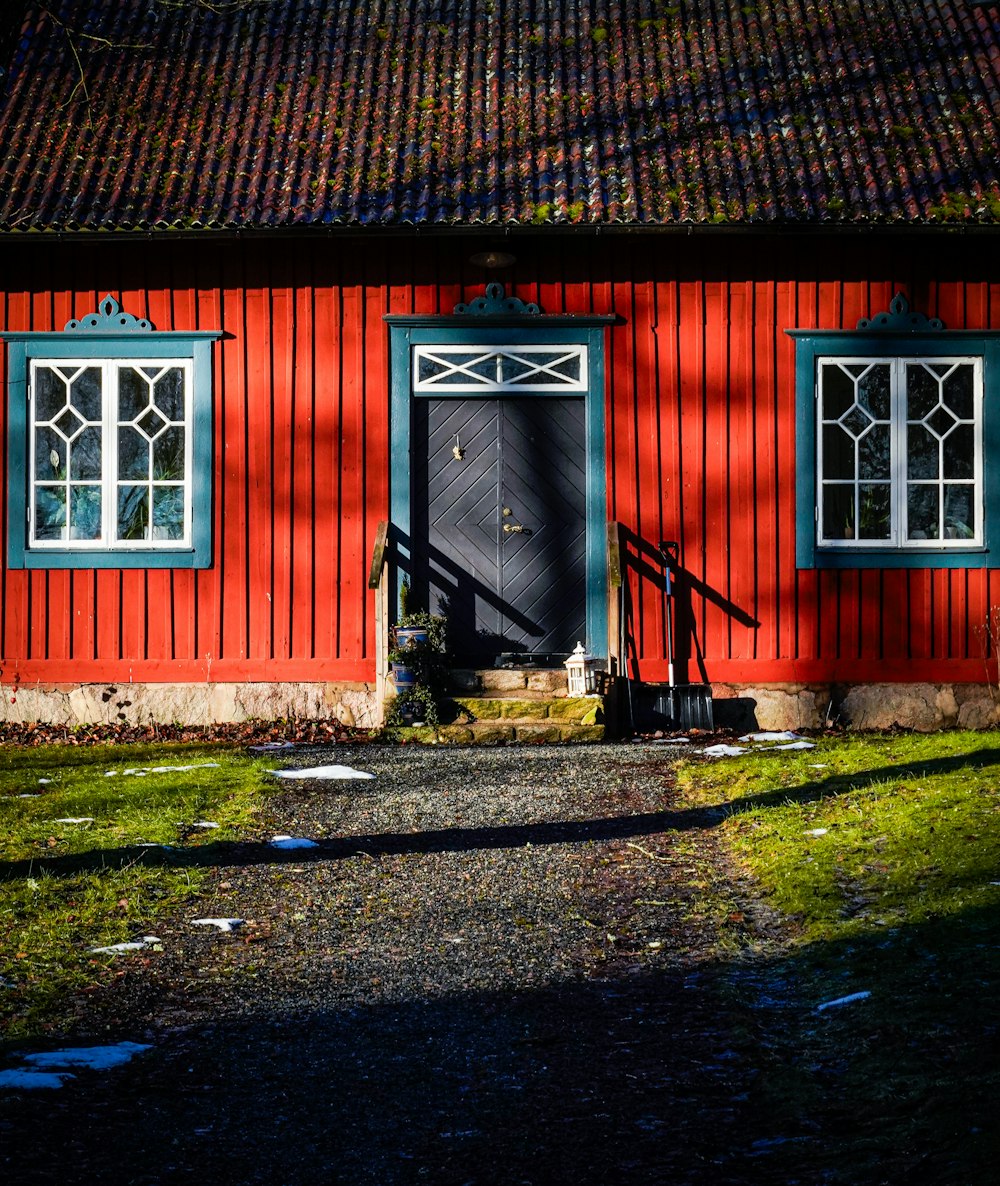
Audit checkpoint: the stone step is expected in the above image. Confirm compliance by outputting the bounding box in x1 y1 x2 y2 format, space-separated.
448 668 569 698
450 695 603 725
391 721 606 744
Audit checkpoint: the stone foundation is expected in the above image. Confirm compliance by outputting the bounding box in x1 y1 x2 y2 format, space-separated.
711 682 1000 733
0 681 380 730
1 678 998 734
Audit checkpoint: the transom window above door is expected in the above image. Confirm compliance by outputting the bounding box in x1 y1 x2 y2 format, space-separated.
413 345 588 392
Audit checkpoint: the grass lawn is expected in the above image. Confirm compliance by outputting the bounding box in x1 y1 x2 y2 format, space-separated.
677 730 1000 1183
0 742 268 1037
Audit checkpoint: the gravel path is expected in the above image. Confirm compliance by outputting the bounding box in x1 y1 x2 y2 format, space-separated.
1 743 775 1185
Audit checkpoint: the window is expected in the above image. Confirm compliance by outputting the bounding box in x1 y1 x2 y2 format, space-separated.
790 294 1000 569
817 357 981 548
4 296 219 569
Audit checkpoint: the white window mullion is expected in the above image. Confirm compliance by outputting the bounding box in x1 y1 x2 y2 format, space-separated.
104 361 116 545
891 357 905 547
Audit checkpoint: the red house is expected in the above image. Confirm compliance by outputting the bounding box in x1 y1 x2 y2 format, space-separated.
2 0 1000 731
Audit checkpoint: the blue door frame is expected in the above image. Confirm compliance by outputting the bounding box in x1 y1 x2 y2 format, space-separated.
385 301 613 659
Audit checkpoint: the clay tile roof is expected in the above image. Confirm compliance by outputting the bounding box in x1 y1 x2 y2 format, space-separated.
1 0 999 232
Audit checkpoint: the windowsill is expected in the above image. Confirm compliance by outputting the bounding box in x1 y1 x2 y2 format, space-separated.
804 546 990 570
15 548 207 570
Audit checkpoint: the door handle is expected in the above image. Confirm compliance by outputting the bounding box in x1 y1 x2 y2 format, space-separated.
502 506 531 536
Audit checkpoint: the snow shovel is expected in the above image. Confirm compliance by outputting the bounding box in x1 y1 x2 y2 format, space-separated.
654 541 714 731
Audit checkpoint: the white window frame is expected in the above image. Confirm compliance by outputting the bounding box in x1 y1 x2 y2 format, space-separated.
28 357 195 551
816 354 984 551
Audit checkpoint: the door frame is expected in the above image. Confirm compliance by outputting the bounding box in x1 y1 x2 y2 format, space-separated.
385 297 614 658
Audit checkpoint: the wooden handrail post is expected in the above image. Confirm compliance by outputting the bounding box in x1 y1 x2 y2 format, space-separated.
369 522 390 725
607 521 622 677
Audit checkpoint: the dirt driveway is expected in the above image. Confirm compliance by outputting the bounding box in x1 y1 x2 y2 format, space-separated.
1 743 776 1185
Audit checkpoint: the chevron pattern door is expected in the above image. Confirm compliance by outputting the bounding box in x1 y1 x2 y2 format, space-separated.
413 397 586 663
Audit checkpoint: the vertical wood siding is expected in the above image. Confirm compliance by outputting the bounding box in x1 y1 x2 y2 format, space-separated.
1 234 998 686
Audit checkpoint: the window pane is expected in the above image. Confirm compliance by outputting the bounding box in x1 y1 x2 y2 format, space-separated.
821 364 855 419
70 368 102 420
70 426 102 481
822 485 855 540
34 488 66 540
858 423 890 480
118 426 149 481
153 426 185 480
907 364 940 421
117 485 149 540
118 367 149 421
34 427 65 479
943 365 974 420
34 366 68 420
152 487 185 539
152 368 185 421
907 425 938 480
857 365 890 420
943 424 974 479
944 487 975 538
907 486 939 539
822 425 855 480
858 484 890 539
69 486 102 540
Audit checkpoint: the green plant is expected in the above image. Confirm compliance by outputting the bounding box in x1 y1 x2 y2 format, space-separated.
384 683 440 727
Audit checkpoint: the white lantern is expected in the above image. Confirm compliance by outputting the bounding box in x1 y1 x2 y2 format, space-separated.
564 641 600 696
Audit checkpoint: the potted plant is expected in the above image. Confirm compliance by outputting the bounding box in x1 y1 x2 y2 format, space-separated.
386 580 448 726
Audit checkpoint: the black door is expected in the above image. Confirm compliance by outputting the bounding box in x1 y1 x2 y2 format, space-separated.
412 397 586 664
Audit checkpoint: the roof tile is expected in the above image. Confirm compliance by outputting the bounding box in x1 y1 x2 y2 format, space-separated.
1 0 999 232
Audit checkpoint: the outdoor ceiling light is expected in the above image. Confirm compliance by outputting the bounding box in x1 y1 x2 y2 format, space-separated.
469 250 516 269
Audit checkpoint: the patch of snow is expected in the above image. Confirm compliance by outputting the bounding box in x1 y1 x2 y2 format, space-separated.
191 821 220 829
90 936 161 955
137 843 175 850
0 1069 75 1090
121 763 220 777
808 764 829 769
817 990 871 1012
53 817 94 824
803 828 829 837
38 778 53 785
271 765 375 780
269 835 319 850
763 741 816 751
703 744 748 757
191 918 244 932
24 1042 151 1071
740 731 806 743
248 742 297 753
17 793 41 798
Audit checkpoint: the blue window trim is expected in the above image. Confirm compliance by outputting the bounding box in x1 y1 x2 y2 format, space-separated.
788 327 1000 569
384 313 612 657
4 322 220 570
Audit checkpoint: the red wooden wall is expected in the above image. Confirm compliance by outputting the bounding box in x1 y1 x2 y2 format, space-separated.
2 232 998 687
